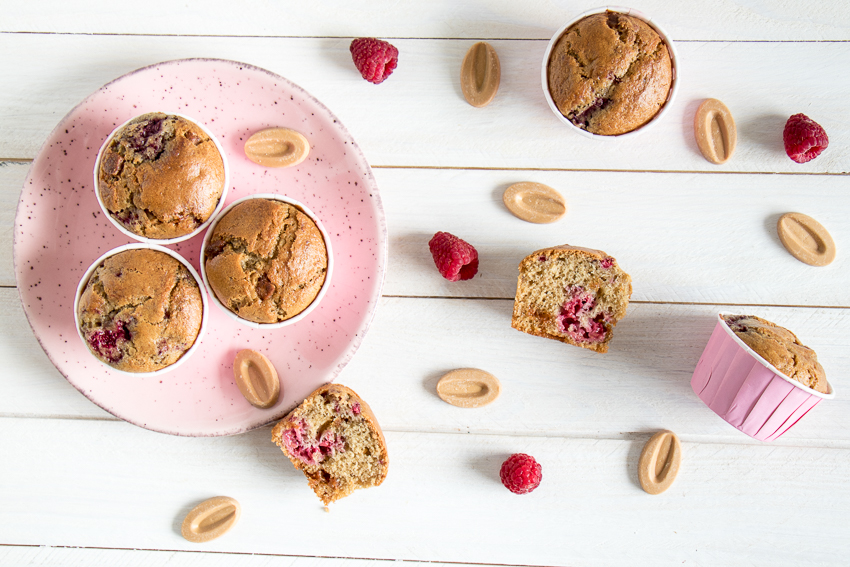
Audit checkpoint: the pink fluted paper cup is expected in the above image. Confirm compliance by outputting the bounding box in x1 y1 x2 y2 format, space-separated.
691 314 835 441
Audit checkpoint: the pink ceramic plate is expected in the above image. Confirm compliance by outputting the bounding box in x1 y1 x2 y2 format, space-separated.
14 59 387 436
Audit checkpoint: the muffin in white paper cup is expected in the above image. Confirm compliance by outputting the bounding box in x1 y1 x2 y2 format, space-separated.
691 314 834 441
93 112 230 244
200 194 333 329
541 6 679 139
74 243 208 376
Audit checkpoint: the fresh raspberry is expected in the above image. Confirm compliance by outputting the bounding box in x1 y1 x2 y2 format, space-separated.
428 232 479 281
500 453 542 494
349 38 399 84
783 113 829 163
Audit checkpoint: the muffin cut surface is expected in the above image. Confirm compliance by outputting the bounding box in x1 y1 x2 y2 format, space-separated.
271 384 388 505
512 245 632 353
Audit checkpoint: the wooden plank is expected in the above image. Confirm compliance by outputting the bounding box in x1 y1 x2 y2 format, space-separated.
2 287 847 445
1 35 849 174
372 168 850 305
0 546 505 567
1 417 848 566
3 0 850 41
0 163 21 284
4 163 849 306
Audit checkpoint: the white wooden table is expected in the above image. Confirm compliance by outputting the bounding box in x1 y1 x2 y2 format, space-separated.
2 2 849 566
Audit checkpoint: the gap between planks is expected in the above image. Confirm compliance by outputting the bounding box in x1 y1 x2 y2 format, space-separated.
2 158 849 176
2 31 850 43
1 285 848 309
380 296 850 310
3 413 850 450
0 543 537 567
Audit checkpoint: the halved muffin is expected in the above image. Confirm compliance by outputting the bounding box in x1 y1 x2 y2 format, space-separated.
272 384 388 505
512 245 632 353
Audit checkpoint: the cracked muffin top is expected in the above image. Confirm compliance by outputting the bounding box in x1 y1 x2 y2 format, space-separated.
77 248 204 373
204 198 328 325
547 11 673 135
97 112 226 240
722 314 830 394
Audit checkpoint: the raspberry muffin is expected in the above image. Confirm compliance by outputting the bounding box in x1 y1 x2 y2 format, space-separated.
272 384 388 504
96 112 226 240
204 197 329 324
722 314 830 394
512 245 632 353
546 11 673 135
76 248 204 373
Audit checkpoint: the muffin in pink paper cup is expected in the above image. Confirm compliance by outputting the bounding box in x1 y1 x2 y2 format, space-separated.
691 314 834 441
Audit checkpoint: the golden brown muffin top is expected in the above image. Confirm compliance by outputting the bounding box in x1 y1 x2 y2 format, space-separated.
204 198 328 324
547 11 673 135
77 248 204 372
723 314 830 394
98 113 225 239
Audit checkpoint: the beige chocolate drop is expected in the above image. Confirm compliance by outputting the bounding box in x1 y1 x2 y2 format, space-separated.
181 496 241 543
777 212 836 266
694 99 736 164
503 182 567 224
460 42 501 108
436 368 501 408
244 128 310 168
233 349 280 408
638 430 681 495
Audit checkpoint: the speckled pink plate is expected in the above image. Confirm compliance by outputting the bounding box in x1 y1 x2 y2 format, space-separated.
14 59 387 436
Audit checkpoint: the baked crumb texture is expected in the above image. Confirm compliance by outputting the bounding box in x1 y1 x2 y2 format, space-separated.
271 384 389 505
512 245 632 353
723 314 830 394
204 199 328 324
77 249 204 372
547 11 672 135
98 112 225 239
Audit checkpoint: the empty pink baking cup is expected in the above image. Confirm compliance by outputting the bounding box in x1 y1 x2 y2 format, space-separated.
691 314 835 441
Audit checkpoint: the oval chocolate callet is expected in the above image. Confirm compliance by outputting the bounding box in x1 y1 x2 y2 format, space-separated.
638 430 681 495
233 349 280 408
694 99 736 165
460 42 500 108
181 496 241 543
244 127 310 168
436 368 501 408
502 182 567 224
777 212 836 266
